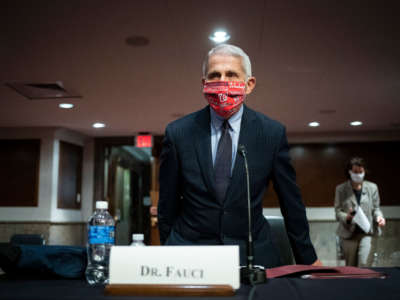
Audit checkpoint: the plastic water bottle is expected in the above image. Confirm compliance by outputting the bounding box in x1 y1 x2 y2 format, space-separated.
130 233 145 246
85 201 115 285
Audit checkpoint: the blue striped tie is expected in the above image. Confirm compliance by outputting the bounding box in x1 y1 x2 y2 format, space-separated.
214 120 232 203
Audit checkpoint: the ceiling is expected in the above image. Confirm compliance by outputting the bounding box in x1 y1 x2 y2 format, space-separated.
1 0 399 137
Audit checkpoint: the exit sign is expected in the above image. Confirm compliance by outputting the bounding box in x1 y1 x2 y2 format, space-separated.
136 135 152 148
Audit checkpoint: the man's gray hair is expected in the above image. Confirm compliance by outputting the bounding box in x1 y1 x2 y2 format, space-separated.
202 44 252 79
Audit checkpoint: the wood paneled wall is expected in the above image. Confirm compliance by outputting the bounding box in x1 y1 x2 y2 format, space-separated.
0 139 40 207
58 141 83 209
264 141 400 207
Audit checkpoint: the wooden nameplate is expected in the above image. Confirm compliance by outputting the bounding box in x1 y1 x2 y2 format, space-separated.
105 284 235 297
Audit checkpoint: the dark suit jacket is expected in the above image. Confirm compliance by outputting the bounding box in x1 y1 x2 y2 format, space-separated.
158 105 317 267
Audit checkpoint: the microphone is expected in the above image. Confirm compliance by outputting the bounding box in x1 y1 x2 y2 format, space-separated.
237 145 267 285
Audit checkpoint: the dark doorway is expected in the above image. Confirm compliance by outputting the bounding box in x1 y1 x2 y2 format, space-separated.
94 137 161 245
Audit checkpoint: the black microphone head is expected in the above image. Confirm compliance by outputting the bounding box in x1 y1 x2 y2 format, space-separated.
238 144 247 155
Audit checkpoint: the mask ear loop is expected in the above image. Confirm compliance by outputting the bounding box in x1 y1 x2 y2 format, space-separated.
243 78 251 95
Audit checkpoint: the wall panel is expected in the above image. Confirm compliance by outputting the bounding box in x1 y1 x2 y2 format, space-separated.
263 141 400 207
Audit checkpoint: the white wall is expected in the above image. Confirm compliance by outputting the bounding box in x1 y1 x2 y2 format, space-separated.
0 127 94 223
263 206 400 221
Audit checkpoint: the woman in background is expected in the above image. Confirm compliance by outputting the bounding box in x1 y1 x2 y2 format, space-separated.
334 157 386 266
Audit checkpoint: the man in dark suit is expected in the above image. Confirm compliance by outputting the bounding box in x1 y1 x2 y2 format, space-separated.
158 44 321 267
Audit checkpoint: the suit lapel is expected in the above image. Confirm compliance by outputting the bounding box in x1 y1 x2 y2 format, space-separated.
345 181 358 207
194 107 216 198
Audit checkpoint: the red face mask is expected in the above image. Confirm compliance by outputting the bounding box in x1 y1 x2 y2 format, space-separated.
203 81 246 119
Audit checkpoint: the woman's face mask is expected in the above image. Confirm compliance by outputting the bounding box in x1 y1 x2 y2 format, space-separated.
349 170 365 183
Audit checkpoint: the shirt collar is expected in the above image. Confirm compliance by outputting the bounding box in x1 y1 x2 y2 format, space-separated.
210 105 243 133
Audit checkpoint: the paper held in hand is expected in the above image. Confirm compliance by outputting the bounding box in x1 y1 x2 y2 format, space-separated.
109 245 240 289
353 207 371 233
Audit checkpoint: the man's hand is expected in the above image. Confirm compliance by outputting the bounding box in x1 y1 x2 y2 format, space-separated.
377 216 386 227
311 259 323 266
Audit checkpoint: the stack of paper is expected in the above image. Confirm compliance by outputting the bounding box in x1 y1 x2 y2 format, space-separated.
353 207 371 233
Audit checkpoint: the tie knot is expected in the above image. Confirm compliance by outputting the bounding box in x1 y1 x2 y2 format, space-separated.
222 120 230 130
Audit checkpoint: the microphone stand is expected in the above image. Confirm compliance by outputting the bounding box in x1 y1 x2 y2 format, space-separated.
238 145 267 285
